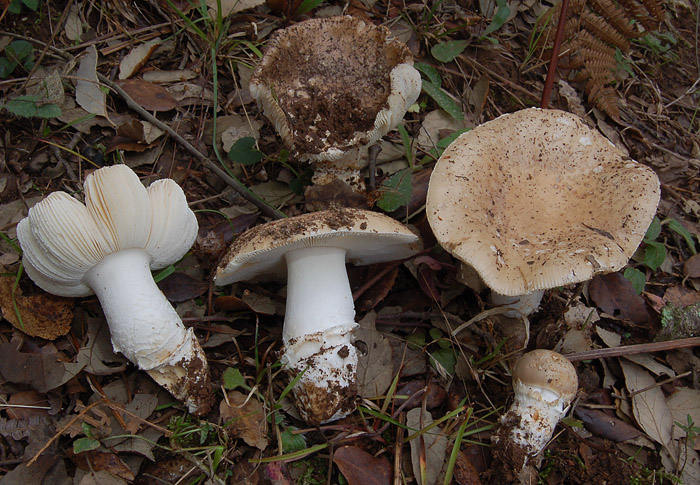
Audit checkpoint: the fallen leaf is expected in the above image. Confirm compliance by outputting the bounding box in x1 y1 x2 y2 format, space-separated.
0 274 73 340
620 360 673 448
6 390 50 420
76 45 107 117
0 454 57 485
157 272 208 303
74 317 128 376
117 79 176 111
220 390 268 450
356 312 394 399
589 272 651 325
683 254 700 277
64 4 83 41
0 342 85 392
118 38 161 80
574 407 641 441
395 380 447 411
207 0 265 16
71 450 135 481
624 353 675 377
332 446 392 485
660 439 700 484
452 449 482 485
142 69 198 83
407 408 447 485
666 388 700 442
353 263 399 312
264 462 293 485
663 285 700 308
78 470 128 485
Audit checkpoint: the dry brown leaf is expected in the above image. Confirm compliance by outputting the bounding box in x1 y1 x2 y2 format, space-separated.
683 254 700 278
78 470 128 485
118 39 162 80
574 407 641 441
117 79 176 112
142 69 198 83
157 272 208 303
663 286 700 308
620 360 673 448
453 449 482 485
332 446 392 485
0 274 73 340
356 312 394 399
660 439 700 484
220 390 269 450
74 317 127 376
206 0 265 16
76 45 107 117
407 408 447 485
666 388 700 443
589 273 651 324
0 342 86 392
6 390 50 420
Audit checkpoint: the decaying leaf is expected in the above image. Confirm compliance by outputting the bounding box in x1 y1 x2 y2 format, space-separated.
118 38 162 80
574 407 641 441
407 408 447 485
660 438 700 484
78 469 128 485
332 446 392 485
356 312 394 399
666 388 700 442
0 342 85 392
74 317 128 376
157 272 208 303
589 272 651 325
207 0 265 17
220 390 269 450
76 45 107 117
620 359 673 448
0 273 73 340
71 450 135 481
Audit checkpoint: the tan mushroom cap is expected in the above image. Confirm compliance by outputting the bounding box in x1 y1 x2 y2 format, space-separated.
214 207 420 286
512 349 578 402
426 108 660 296
249 16 421 162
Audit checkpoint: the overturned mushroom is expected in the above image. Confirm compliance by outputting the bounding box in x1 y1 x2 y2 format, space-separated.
492 349 578 472
426 108 660 313
17 165 213 415
214 208 419 424
249 16 421 191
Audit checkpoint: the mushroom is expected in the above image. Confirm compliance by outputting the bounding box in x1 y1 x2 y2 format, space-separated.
492 349 578 471
426 108 660 314
214 207 419 424
249 16 421 191
17 165 213 415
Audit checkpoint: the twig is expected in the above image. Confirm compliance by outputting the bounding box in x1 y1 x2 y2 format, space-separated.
540 0 569 108
564 337 700 362
26 398 105 467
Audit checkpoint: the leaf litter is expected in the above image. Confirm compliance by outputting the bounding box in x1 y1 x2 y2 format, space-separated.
0 1 699 483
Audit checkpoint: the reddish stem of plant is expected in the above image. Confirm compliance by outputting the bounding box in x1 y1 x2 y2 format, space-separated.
540 0 570 108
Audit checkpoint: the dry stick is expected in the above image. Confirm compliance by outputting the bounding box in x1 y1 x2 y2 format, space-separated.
26 398 106 467
563 337 700 362
540 0 570 108
97 74 286 220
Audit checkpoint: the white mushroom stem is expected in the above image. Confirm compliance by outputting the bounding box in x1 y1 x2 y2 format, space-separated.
506 381 572 457
490 290 545 318
83 248 208 413
281 246 358 424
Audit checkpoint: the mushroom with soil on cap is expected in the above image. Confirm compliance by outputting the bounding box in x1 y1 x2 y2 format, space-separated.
17 165 213 415
214 207 419 425
492 349 578 472
249 15 421 192
426 107 660 316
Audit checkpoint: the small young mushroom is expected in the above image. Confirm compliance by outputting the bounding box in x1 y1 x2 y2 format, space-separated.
17 165 213 415
249 16 421 191
214 207 419 424
426 108 660 313
493 349 578 471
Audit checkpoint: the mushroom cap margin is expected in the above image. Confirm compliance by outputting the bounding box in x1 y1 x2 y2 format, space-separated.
512 349 578 402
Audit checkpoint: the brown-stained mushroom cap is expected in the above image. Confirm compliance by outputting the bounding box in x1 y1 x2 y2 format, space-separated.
214 207 419 285
249 16 420 162
426 108 660 296
512 349 578 402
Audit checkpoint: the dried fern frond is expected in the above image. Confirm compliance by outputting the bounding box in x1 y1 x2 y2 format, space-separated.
617 0 660 31
589 0 639 38
581 11 630 51
586 80 621 121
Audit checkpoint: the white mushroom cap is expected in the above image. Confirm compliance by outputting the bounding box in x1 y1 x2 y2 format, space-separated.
18 165 198 297
512 349 578 405
214 207 420 285
426 108 660 296
249 16 421 163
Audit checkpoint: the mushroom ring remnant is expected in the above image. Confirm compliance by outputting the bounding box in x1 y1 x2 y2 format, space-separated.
17 165 213 415
426 108 660 300
249 16 421 190
214 208 420 425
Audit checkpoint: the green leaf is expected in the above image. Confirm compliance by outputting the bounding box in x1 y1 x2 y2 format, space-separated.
397 123 412 166
281 427 306 453
377 168 412 212
4 96 39 117
421 81 463 120
73 437 101 454
430 348 456 374
414 62 441 85
428 327 443 341
643 241 666 271
666 219 697 255
295 0 323 16
644 216 662 242
623 267 646 294
406 331 426 350
228 137 264 165
437 128 470 149
21 0 39 10
0 58 17 79
8 0 21 14
481 0 511 38
222 367 245 390
6 40 34 64
35 103 61 118
431 40 469 63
